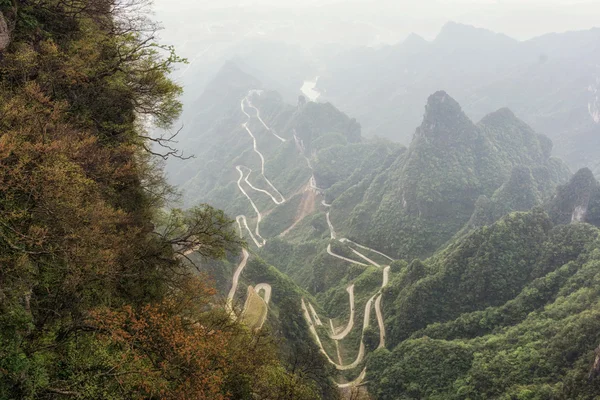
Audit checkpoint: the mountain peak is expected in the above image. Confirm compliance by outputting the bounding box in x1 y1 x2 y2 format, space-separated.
427 90 457 106
478 107 522 129
423 91 464 120
414 90 477 144
416 91 477 142
202 60 262 96
572 167 596 184
435 21 481 40
402 32 428 48
215 59 258 83
548 167 600 226
435 21 517 47
478 107 554 160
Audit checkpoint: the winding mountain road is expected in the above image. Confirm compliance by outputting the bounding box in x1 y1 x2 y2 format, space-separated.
247 92 287 142
239 95 286 204
326 212 337 240
236 179 266 248
227 90 288 328
340 238 394 262
301 209 394 387
337 368 367 389
226 246 250 316
331 319 344 365
239 165 285 205
233 90 288 249
302 266 390 374
229 90 395 388
254 283 272 305
293 129 327 197
327 243 369 266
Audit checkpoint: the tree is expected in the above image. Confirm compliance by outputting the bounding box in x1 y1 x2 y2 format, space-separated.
0 1 325 398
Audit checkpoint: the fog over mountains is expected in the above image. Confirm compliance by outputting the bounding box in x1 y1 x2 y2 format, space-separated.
317 22 600 173
165 21 600 176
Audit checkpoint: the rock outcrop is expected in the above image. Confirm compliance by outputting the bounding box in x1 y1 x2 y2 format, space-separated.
547 168 600 227
0 11 10 51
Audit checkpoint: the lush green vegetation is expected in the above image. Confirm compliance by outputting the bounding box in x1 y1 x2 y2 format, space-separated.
0 1 333 398
368 207 600 399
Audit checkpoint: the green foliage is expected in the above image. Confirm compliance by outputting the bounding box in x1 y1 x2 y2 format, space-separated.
289 102 361 151
239 257 341 399
313 143 377 188
261 193 304 237
0 1 330 398
125 24 599 400
368 209 600 399
368 339 474 400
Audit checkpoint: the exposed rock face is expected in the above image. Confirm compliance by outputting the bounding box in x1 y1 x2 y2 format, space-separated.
547 168 600 227
0 11 9 51
589 75 600 124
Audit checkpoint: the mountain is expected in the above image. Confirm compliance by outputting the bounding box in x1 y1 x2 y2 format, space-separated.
337 92 570 260
168 61 362 213
167 64 600 396
547 167 600 226
176 67 567 262
9 3 600 398
317 23 600 174
366 171 600 398
172 65 571 292
459 165 545 235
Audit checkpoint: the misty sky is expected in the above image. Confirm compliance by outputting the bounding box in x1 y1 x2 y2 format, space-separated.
154 0 600 47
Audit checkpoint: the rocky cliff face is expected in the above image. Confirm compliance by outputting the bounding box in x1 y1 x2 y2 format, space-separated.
547 168 600 226
0 12 10 51
589 74 600 124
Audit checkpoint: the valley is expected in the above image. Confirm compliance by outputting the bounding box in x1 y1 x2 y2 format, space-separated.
171 58 600 398
226 86 394 387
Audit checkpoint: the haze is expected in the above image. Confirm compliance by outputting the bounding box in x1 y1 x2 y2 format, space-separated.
154 0 600 50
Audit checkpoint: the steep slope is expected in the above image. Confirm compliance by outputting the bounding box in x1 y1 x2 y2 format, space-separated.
0 2 331 399
166 61 263 191
170 61 369 237
340 92 570 260
547 167 600 226
368 208 600 399
459 166 543 235
363 170 600 399
187 247 340 399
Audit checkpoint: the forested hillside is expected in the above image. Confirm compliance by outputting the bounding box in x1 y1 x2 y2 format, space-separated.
369 205 600 398
339 92 570 260
0 1 333 399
